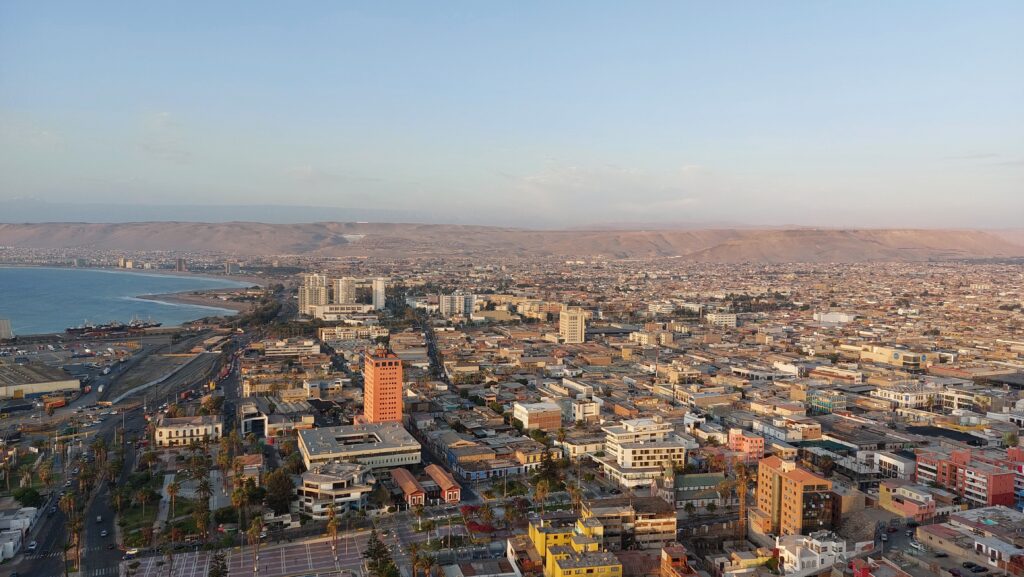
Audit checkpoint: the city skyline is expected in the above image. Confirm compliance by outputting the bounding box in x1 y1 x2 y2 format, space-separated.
2 1 1022 228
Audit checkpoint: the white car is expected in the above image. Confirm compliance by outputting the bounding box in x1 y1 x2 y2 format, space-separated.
27 541 37 552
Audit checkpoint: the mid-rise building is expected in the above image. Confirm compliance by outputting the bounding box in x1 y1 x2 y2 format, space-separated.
363 348 403 423
297 462 374 518
728 428 765 461
0 320 12 341
512 401 563 432
704 312 737 328
438 292 476 318
751 457 834 536
596 417 688 488
260 338 321 357
297 423 421 470
915 448 1016 508
559 306 587 344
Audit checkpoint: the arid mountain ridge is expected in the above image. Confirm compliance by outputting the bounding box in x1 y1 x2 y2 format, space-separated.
1 222 1022 262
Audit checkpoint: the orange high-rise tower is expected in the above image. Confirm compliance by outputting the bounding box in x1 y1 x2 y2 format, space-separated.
363 348 403 423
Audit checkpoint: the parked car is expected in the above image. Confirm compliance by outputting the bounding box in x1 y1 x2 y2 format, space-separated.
935 553 948 558
887 527 898 533
26 541 37 552
963 562 978 569
970 567 988 574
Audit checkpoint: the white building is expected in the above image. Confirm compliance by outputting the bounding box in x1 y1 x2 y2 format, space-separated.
261 338 322 357
870 385 933 409
297 462 374 518
813 312 856 324
704 312 737 328
0 320 12 340
438 292 477 318
372 277 387 310
559 306 587 344
595 417 688 489
297 423 421 470
154 415 223 447
307 303 375 321
874 451 916 480
776 531 850 576
333 277 357 304
298 285 329 316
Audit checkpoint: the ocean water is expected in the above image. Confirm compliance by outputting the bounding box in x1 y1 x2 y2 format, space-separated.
0 267 252 335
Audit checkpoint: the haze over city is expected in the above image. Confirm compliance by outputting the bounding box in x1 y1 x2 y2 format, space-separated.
2 1 1022 228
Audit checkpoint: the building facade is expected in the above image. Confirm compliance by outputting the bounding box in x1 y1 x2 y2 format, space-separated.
363 348 403 424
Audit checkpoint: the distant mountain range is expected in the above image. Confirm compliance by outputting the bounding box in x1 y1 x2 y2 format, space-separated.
1 221 1023 262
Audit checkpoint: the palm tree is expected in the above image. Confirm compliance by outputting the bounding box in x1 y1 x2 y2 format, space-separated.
413 504 425 531
420 555 437 577
326 505 339 553
38 460 54 490
566 484 582 513
134 489 150 517
59 492 77 521
232 486 247 544
533 479 550 514
247 517 264 575
167 481 180 520
197 477 213 508
410 546 425 577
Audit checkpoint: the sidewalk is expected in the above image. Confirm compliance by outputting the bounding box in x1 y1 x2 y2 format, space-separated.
153 473 174 531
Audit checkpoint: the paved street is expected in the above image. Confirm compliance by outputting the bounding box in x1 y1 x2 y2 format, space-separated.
126 534 368 577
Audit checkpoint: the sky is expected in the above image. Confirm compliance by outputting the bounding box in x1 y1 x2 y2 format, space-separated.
1 1 1022 228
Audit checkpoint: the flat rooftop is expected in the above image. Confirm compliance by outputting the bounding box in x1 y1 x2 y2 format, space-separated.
0 361 75 386
299 423 420 456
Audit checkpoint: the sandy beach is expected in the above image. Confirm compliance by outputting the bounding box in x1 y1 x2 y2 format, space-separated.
136 289 254 313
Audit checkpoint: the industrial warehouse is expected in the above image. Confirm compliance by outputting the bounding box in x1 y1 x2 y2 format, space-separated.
0 360 80 399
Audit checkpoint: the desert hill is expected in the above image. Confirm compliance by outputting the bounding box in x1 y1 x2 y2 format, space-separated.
0 222 1021 262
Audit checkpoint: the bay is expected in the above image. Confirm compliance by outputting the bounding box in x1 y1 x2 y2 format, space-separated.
0 267 252 335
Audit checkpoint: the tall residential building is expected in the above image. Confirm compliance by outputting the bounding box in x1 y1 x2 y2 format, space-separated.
363 348 403 423
372 277 387 310
0 319 12 340
438 291 476 317
559 306 587 344
298 285 329 316
751 456 834 536
175 258 187 272
333 277 357 304
301 273 329 287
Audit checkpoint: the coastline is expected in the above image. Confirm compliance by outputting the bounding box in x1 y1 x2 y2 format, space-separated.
135 290 253 313
0 264 265 287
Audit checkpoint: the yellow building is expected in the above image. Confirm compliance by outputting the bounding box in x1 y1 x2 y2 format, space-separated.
529 514 623 577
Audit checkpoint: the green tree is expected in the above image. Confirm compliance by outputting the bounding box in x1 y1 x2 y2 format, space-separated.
264 469 294 515
207 550 228 577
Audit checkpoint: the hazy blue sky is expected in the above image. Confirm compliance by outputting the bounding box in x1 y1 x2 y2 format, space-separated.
1 1 1021 227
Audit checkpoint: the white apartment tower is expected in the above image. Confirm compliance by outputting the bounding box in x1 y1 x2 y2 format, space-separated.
438 292 476 317
372 277 387 310
559 305 587 344
299 273 330 316
333 277 357 304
